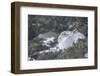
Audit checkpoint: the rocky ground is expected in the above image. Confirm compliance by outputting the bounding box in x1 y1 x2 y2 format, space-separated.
28 15 88 60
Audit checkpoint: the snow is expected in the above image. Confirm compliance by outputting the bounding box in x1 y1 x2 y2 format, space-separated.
39 30 85 54
37 31 57 39
42 37 55 47
39 47 59 54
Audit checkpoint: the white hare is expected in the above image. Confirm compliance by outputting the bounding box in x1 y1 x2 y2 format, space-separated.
57 30 85 49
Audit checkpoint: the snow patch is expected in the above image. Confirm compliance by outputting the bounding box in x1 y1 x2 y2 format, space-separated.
42 37 55 47
39 30 85 54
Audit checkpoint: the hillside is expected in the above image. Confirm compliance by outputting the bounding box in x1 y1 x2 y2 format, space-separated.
28 15 88 60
